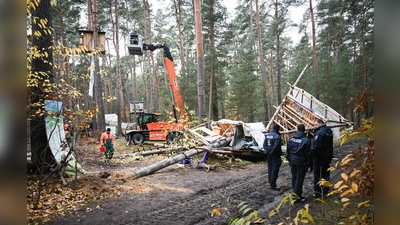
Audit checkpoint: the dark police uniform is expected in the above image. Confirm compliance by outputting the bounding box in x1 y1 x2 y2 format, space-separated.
263 126 282 189
310 124 333 197
286 130 311 200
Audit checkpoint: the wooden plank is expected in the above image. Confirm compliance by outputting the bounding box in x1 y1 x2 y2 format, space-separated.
283 100 316 126
276 113 297 130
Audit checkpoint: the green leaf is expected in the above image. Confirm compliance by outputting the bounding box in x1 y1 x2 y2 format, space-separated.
239 204 248 213
242 207 252 215
269 208 278 218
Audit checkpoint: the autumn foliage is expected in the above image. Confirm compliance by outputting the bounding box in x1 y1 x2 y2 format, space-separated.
327 89 374 224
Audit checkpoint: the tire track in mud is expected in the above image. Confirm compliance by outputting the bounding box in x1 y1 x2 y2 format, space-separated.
48 164 292 225
130 166 275 225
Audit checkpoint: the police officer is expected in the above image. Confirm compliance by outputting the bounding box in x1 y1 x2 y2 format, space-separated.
310 119 333 198
286 124 311 203
263 124 283 191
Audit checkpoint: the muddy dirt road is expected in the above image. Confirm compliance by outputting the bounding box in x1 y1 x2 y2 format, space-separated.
46 140 363 225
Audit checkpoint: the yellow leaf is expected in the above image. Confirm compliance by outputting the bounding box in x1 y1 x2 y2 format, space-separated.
349 214 357 220
211 208 221 217
334 181 343 189
327 166 336 172
351 183 358 192
338 184 348 191
350 170 360 178
340 133 348 146
361 214 367 220
341 173 348 181
300 218 309 223
253 218 266 223
302 210 314 223
327 190 336 197
320 180 332 187
269 209 277 218
357 200 370 208
340 189 353 198
340 154 354 166
341 198 350 202
314 198 327 205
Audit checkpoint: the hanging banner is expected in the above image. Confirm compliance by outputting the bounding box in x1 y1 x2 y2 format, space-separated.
88 55 95 97
44 100 86 174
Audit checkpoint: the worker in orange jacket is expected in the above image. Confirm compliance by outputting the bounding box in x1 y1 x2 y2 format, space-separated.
64 124 72 148
100 128 115 163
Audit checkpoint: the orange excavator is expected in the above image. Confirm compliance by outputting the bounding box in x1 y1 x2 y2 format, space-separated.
125 32 188 145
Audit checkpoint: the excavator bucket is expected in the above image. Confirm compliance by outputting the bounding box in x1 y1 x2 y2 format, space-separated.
127 33 143 55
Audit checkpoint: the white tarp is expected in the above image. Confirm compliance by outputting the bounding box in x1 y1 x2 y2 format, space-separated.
45 100 86 174
105 113 118 126
214 119 266 148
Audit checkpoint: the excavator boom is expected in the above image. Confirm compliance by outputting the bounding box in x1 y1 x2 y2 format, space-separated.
163 47 187 122
125 32 188 145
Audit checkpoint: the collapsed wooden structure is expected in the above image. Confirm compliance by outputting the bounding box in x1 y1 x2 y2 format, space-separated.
265 65 352 144
134 64 352 161
265 84 352 145
129 64 352 178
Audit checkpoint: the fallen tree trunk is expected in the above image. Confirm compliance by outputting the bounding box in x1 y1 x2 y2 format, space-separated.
138 146 184 156
119 146 184 158
207 149 266 157
131 148 206 179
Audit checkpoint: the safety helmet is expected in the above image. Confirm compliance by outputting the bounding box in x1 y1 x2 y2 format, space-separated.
64 124 70 129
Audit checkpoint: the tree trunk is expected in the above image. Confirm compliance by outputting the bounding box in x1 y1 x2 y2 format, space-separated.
194 0 207 123
123 0 134 122
92 0 106 133
56 1 72 110
114 0 124 136
255 0 269 121
309 0 320 99
173 0 186 90
30 0 57 173
206 0 217 121
131 148 205 179
142 0 158 112
274 0 282 105
268 50 274 118
249 0 253 36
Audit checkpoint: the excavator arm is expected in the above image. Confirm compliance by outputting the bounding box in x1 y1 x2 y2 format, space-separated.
128 33 188 123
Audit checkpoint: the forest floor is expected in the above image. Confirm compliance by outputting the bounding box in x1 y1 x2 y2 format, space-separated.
27 137 368 225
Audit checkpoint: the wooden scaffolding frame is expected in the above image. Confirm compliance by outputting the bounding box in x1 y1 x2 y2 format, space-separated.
265 64 352 144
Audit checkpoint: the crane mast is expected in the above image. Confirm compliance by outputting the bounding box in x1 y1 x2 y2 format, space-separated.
127 32 188 123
